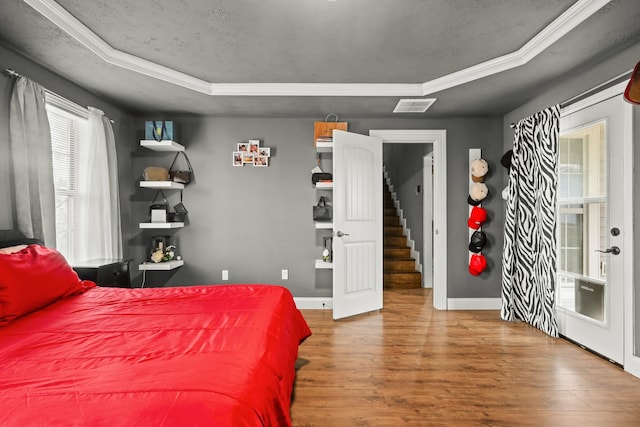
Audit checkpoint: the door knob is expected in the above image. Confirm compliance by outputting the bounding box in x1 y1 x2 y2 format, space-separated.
335 231 350 238
595 246 620 255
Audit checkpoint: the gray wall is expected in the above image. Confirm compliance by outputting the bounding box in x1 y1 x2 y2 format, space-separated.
384 143 433 267
0 44 134 257
503 42 640 353
131 116 504 299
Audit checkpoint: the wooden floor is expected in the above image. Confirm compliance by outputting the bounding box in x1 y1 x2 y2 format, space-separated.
290 288 640 426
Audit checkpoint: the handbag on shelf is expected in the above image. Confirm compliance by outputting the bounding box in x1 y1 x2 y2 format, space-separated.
312 172 332 185
168 191 189 222
313 196 332 221
169 151 193 185
145 120 176 141
143 166 170 181
149 190 169 223
313 113 348 147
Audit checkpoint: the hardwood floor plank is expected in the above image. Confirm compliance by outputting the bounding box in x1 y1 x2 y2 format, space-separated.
291 288 640 426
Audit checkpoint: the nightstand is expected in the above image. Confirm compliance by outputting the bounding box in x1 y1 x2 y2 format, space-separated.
73 259 131 288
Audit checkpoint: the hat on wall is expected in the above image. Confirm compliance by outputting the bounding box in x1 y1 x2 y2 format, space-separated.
469 253 487 276
500 150 513 169
467 206 488 229
469 182 489 203
470 158 489 182
467 195 481 206
468 230 487 253
624 61 640 105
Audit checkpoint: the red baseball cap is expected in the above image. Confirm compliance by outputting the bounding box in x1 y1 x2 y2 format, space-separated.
467 206 487 229
469 253 487 276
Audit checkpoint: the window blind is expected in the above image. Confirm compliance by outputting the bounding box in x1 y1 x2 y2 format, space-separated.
45 93 89 263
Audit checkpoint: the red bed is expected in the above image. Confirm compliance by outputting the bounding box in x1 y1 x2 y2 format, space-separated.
0 245 311 426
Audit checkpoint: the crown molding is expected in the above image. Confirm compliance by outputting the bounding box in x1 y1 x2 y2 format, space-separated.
421 0 610 95
25 0 609 98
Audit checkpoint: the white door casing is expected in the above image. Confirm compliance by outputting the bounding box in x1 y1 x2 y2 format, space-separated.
370 130 447 309
557 89 631 365
332 130 383 320
423 153 434 288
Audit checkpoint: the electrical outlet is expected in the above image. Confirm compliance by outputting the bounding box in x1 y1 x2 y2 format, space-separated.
222 270 229 281
281 269 288 280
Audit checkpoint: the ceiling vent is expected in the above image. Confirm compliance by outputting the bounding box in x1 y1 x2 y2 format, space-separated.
393 98 437 113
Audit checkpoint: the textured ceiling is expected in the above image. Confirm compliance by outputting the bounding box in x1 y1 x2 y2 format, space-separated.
1 0 640 117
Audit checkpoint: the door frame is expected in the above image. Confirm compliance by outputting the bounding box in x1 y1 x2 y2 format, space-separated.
370 130 447 309
423 153 434 288
560 81 636 375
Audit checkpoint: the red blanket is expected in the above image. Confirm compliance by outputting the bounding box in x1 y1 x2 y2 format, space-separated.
0 284 311 426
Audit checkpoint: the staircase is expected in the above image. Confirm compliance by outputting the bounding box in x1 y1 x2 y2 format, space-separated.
383 180 422 289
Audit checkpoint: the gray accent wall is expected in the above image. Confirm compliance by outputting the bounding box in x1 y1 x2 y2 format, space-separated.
503 42 640 354
0 44 134 257
130 116 504 299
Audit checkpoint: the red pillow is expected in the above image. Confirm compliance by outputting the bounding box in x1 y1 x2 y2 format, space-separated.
0 245 95 326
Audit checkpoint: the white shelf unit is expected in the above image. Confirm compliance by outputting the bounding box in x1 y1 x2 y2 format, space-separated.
139 137 188 274
139 259 185 271
315 140 334 269
315 141 333 153
315 181 333 190
140 140 185 152
315 259 333 269
314 222 333 229
139 222 184 229
140 181 185 190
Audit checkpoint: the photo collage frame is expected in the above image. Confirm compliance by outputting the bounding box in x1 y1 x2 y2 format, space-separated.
233 139 271 167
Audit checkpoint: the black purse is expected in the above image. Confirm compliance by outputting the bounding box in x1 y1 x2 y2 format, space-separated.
312 172 332 185
313 196 332 221
149 190 168 222
169 151 193 185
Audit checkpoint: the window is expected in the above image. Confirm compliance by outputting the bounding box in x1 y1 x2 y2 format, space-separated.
556 121 607 320
45 93 89 264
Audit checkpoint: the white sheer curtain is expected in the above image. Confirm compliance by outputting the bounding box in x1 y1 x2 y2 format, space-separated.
75 107 122 261
9 76 56 246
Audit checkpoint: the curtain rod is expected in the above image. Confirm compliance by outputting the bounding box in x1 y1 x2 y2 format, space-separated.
3 68 115 124
509 69 633 129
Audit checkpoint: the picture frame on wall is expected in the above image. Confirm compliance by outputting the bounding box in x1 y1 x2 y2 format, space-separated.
258 147 270 157
249 140 260 153
254 156 269 167
242 152 254 164
237 142 249 152
232 151 243 166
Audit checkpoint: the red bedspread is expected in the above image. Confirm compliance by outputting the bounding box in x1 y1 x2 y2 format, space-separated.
0 284 311 426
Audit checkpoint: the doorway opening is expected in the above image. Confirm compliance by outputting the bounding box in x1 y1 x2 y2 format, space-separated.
370 130 447 310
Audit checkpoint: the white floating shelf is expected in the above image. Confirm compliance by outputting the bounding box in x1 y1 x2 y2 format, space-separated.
315 259 333 269
315 222 333 229
139 222 184 229
140 181 184 189
315 182 333 190
139 259 184 271
140 140 185 151
315 141 333 152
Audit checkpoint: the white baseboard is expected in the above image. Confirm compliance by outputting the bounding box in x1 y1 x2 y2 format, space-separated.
294 297 332 310
447 298 501 310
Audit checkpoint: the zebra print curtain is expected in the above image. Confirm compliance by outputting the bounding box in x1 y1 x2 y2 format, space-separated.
501 105 560 337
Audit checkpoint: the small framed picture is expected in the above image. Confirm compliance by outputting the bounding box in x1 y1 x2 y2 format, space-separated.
242 152 254 164
249 140 260 153
258 147 270 157
232 151 243 167
254 156 269 167
237 142 249 152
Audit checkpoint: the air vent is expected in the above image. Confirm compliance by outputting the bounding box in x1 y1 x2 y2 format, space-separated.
393 98 437 113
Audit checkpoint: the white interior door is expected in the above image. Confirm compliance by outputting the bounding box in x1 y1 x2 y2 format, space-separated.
332 130 383 320
556 95 628 364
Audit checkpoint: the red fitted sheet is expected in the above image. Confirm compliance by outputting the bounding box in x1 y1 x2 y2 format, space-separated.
0 284 311 426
